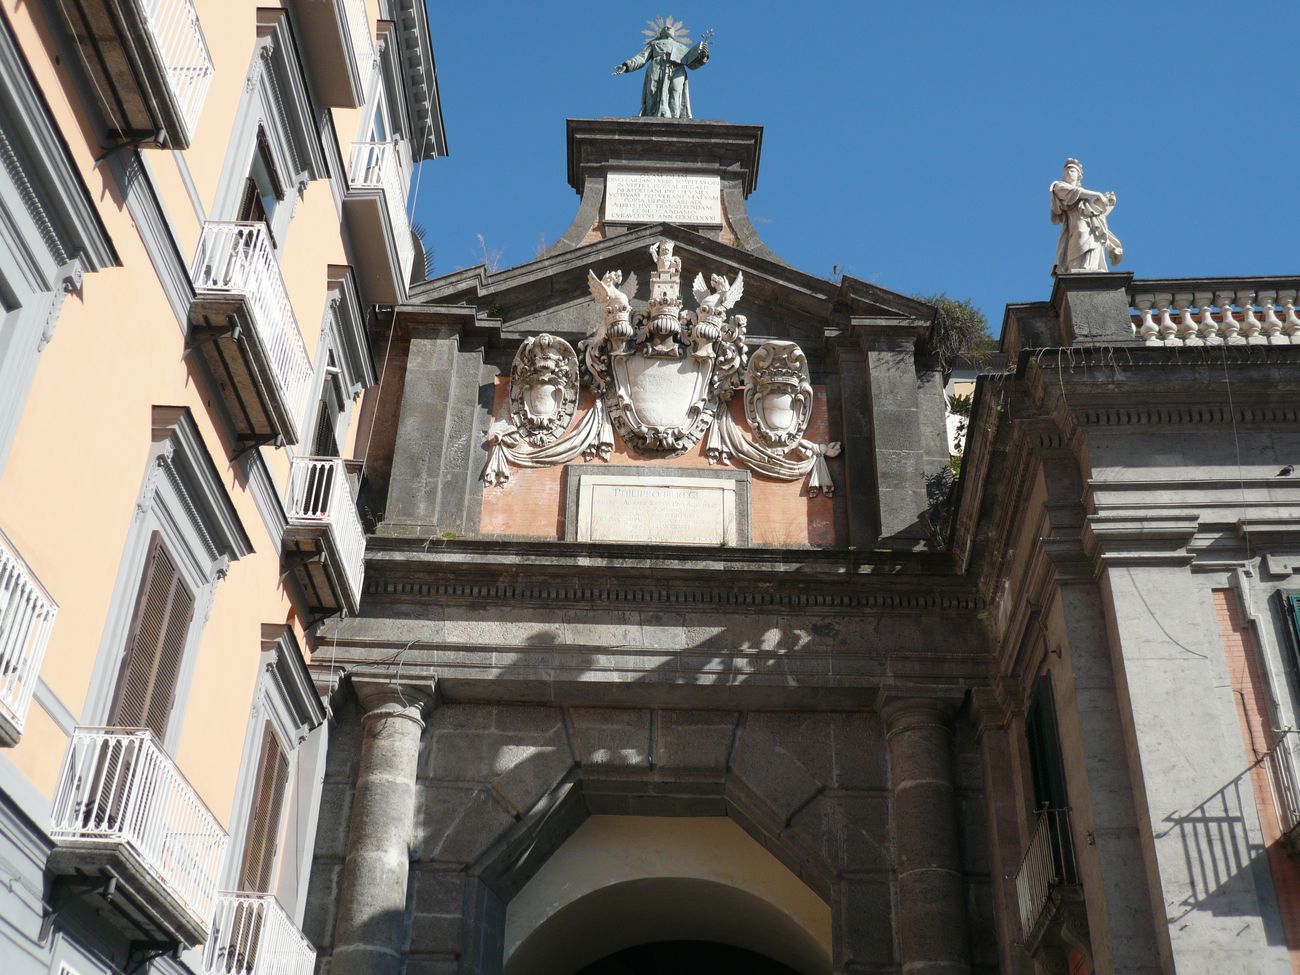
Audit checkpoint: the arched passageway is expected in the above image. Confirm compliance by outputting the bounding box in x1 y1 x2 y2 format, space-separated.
503 816 832 975
576 940 800 974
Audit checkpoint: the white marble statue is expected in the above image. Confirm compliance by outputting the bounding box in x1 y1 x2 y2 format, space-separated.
1050 158 1123 273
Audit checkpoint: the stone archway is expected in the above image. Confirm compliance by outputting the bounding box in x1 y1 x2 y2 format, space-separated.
502 816 832 975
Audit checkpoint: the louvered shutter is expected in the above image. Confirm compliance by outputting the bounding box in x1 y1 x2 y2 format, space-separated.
239 725 290 892
108 536 195 738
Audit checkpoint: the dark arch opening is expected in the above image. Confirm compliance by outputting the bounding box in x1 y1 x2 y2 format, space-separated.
575 940 801 974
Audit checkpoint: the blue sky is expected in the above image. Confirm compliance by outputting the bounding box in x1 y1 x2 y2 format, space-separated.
409 1 1299 330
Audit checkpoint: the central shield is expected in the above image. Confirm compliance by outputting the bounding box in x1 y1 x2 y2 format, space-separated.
609 350 716 455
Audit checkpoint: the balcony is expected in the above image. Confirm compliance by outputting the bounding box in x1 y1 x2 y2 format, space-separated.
344 142 416 303
1260 731 1300 859
55 0 213 148
288 0 373 108
189 222 313 447
203 892 316 975
48 728 228 946
0 529 57 747
1014 807 1090 966
284 457 366 617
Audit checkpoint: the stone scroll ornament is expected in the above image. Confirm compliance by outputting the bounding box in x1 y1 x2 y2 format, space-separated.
482 239 840 498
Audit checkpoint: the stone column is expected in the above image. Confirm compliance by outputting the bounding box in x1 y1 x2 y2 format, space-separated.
331 680 433 975
883 697 971 975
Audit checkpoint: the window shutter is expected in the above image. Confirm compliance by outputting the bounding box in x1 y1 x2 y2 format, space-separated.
109 537 195 738
239 725 290 892
238 177 267 225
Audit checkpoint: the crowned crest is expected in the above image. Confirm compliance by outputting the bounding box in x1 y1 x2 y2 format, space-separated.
579 241 747 455
509 334 580 447
745 341 813 450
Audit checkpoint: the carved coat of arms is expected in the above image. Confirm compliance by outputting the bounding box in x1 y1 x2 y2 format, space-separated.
483 239 840 498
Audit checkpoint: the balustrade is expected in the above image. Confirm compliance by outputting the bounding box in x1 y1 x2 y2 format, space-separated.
0 530 56 738
145 0 214 143
1015 806 1078 939
50 728 228 932
1129 287 1300 348
348 142 415 286
287 457 366 608
204 892 316 975
191 222 314 443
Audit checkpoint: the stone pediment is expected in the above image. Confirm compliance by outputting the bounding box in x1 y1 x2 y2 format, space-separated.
407 224 932 348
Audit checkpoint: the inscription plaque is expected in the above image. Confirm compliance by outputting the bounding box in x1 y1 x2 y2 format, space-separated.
605 172 723 226
569 471 749 546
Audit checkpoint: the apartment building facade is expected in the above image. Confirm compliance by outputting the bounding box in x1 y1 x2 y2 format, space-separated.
0 1 443 973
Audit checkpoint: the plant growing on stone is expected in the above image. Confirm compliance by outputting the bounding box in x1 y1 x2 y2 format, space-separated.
915 293 994 380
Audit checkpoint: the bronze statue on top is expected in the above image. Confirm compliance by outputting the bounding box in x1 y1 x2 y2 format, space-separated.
613 16 711 118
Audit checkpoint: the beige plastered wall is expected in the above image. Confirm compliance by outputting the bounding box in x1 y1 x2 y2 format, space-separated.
0 0 363 830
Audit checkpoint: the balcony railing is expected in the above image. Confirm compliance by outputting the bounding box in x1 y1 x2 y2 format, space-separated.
287 457 366 609
0 529 56 741
341 0 375 86
1260 731 1300 848
1015 806 1078 939
191 222 313 443
145 0 215 144
50 728 228 933
1128 280 1300 347
348 142 414 286
204 892 316 975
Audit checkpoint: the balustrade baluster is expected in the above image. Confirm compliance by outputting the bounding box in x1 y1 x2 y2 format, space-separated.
1174 293 1200 345
1156 293 1179 345
1216 291 1244 344
1134 295 1159 345
1238 291 1266 344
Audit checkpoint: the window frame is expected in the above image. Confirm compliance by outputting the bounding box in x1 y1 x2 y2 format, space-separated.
81 408 251 753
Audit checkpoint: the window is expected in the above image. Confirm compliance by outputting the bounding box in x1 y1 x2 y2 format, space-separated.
83 409 251 746
106 535 194 736
239 723 290 892
311 353 346 457
238 133 284 242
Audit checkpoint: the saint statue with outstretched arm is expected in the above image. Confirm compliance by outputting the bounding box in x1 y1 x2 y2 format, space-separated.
614 16 710 119
1050 158 1124 273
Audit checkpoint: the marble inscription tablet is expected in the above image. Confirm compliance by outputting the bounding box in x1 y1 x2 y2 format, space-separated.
567 469 751 546
604 172 723 226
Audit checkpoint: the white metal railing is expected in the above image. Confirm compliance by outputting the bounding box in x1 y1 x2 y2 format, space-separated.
1129 286 1300 347
204 892 316 975
50 728 228 932
0 529 56 735
192 222 314 442
1014 807 1077 939
340 0 375 87
1261 731 1300 838
143 0 214 143
287 457 365 606
348 141 414 287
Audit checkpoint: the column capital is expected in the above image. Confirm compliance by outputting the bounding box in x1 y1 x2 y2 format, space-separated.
878 693 961 737
351 676 435 729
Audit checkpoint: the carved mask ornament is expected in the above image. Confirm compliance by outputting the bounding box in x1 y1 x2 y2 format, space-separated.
744 341 813 451
509 334 580 446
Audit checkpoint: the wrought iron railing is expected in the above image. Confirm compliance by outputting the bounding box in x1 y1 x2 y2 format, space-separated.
50 728 228 932
192 222 314 442
1260 730 1300 838
1014 806 1078 939
341 0 375 85
0 529 56 735
203 892 316 975
143 0 214 143
348 141 414 287
287 457 366 607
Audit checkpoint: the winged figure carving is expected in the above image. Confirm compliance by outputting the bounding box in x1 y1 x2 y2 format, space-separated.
692 271 745 324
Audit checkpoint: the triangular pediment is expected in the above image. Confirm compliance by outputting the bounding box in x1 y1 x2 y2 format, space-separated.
405 225 932 349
